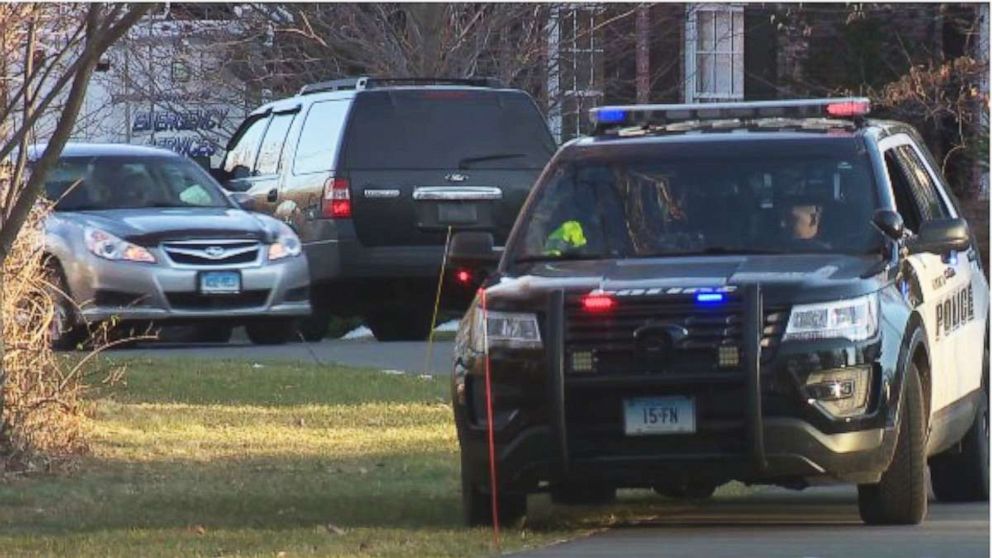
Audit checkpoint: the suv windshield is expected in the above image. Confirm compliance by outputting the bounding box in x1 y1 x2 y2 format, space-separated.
44 155 231 211
340 89 556 170
509 144 880 263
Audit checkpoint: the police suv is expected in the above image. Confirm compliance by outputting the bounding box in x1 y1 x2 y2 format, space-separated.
448 98 989 526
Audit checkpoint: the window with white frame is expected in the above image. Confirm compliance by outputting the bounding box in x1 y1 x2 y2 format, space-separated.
684 4 744 102
546 4 604 142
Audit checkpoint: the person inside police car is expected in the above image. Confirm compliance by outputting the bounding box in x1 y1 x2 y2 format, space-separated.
781 194 831 249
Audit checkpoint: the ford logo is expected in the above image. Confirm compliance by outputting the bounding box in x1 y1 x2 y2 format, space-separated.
633 322 690 361
445 173 469 183
204 246 226 259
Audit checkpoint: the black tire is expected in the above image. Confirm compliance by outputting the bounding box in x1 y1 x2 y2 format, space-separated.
461 452 526 526
191 324 233 344
929 347 989 502
297 312 330 342
366 311 433 342
246 320 294 345
47 268 86 351
654 481 718 500
550 483 616 506
857 362 928 525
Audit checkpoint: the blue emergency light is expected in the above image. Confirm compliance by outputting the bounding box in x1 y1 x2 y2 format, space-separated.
695 292 725 304
595 108 627 124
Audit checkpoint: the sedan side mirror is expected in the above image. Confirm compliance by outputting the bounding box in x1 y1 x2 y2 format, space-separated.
907 218 971 256
449 231 499 269
229 192 256 211
871 209 905 241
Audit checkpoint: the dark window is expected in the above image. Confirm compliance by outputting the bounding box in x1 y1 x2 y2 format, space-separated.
896 145 949 221
223 115 269 175
255 112 295 175
340 90 556 170
506 141 878 263
45 156 231 211
293 100 350 175
885 150 922 233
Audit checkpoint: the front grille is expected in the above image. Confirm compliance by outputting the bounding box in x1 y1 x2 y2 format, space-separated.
166 290 269 310
564 294 789 375
162 240 261 266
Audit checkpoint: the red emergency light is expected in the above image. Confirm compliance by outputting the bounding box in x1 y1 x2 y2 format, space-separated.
581 294 616 313
455 269 473 285
825 100 870 117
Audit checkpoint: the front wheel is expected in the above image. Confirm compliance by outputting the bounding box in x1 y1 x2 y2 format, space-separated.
929 347 989 502
461 452 526 526
246 319 295 345
857 362 927 525
47 268 86 351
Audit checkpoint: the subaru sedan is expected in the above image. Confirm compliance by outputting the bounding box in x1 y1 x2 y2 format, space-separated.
37 143 310 348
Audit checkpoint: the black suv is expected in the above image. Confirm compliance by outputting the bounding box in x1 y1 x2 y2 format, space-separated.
450 99 989 526
213 77 556 340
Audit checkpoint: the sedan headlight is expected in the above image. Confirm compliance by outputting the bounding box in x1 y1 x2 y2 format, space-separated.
84 227 155 263
783 293 879 342
470 309 542 351
267 231 302 261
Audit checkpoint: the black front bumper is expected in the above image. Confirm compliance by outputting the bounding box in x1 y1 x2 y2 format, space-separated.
455 285 900 493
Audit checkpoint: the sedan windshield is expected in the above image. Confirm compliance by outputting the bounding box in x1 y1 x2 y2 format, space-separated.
44 155 231 211
510 146 880 263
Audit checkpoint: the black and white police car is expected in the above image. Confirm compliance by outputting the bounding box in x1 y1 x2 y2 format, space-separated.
448 98 989 526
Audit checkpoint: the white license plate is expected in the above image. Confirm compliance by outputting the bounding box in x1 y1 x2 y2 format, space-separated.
199 271 241 294
623 396 696 435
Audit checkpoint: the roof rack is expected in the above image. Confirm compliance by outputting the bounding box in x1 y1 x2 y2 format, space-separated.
589 98 871 135
298 76 504 96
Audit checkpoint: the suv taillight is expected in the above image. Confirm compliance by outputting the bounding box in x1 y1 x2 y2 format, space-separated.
322 177 351 219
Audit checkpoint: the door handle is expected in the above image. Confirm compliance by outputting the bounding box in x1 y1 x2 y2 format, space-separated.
267 189 278 203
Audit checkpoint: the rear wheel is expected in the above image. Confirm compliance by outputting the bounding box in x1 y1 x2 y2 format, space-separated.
461 452 526 526
366 310 433 342
246 319 295 345
929 348 989 502
857 362 927 525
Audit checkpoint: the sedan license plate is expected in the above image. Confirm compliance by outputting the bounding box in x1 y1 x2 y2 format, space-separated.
437 203 478 225
199 271 241 295
623 396 696 435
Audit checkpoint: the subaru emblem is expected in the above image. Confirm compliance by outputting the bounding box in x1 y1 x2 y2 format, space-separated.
445 173 468 183
204 246 226 259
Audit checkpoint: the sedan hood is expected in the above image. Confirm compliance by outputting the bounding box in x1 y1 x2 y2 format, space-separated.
56 208 278 245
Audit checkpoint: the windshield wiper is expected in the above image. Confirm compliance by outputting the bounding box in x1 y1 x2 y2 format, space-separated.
639 247 789 258
457 153 526 169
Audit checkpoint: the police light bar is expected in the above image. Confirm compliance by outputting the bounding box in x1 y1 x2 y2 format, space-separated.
590 98 870 132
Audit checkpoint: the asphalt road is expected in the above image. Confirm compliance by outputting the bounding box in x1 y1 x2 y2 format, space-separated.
520 486 989 558
116 334 456 375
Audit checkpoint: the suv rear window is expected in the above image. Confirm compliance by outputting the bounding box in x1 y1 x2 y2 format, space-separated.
509 139 880 262
340 89 555 170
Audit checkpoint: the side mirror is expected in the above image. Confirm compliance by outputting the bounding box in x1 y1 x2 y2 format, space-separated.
229 192 256 211
907 218 971 256
871 209 905 241
449 231 499 269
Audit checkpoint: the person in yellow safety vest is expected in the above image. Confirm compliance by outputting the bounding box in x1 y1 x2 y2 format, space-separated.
543 219 588 256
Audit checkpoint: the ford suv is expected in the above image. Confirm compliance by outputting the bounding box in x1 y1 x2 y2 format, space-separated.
449 99 989 526
213 77 556 340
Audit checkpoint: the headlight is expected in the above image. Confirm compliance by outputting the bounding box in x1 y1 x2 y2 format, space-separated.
470 309 542 351
84 227 155 263
783 293 879 342
267 232 302 261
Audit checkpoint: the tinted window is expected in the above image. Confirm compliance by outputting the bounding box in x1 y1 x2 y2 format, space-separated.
885 150 922 233
507 145 878 263
45 156 231 211
255 112 296 175
293 100 350 175
896 145 948 221
224 115 269 174
340 90 556 170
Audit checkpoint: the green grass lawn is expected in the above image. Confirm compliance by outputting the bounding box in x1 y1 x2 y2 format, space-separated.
0 357 750 557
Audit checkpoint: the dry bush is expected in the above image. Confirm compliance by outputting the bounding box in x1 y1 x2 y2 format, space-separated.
0 204 123 472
